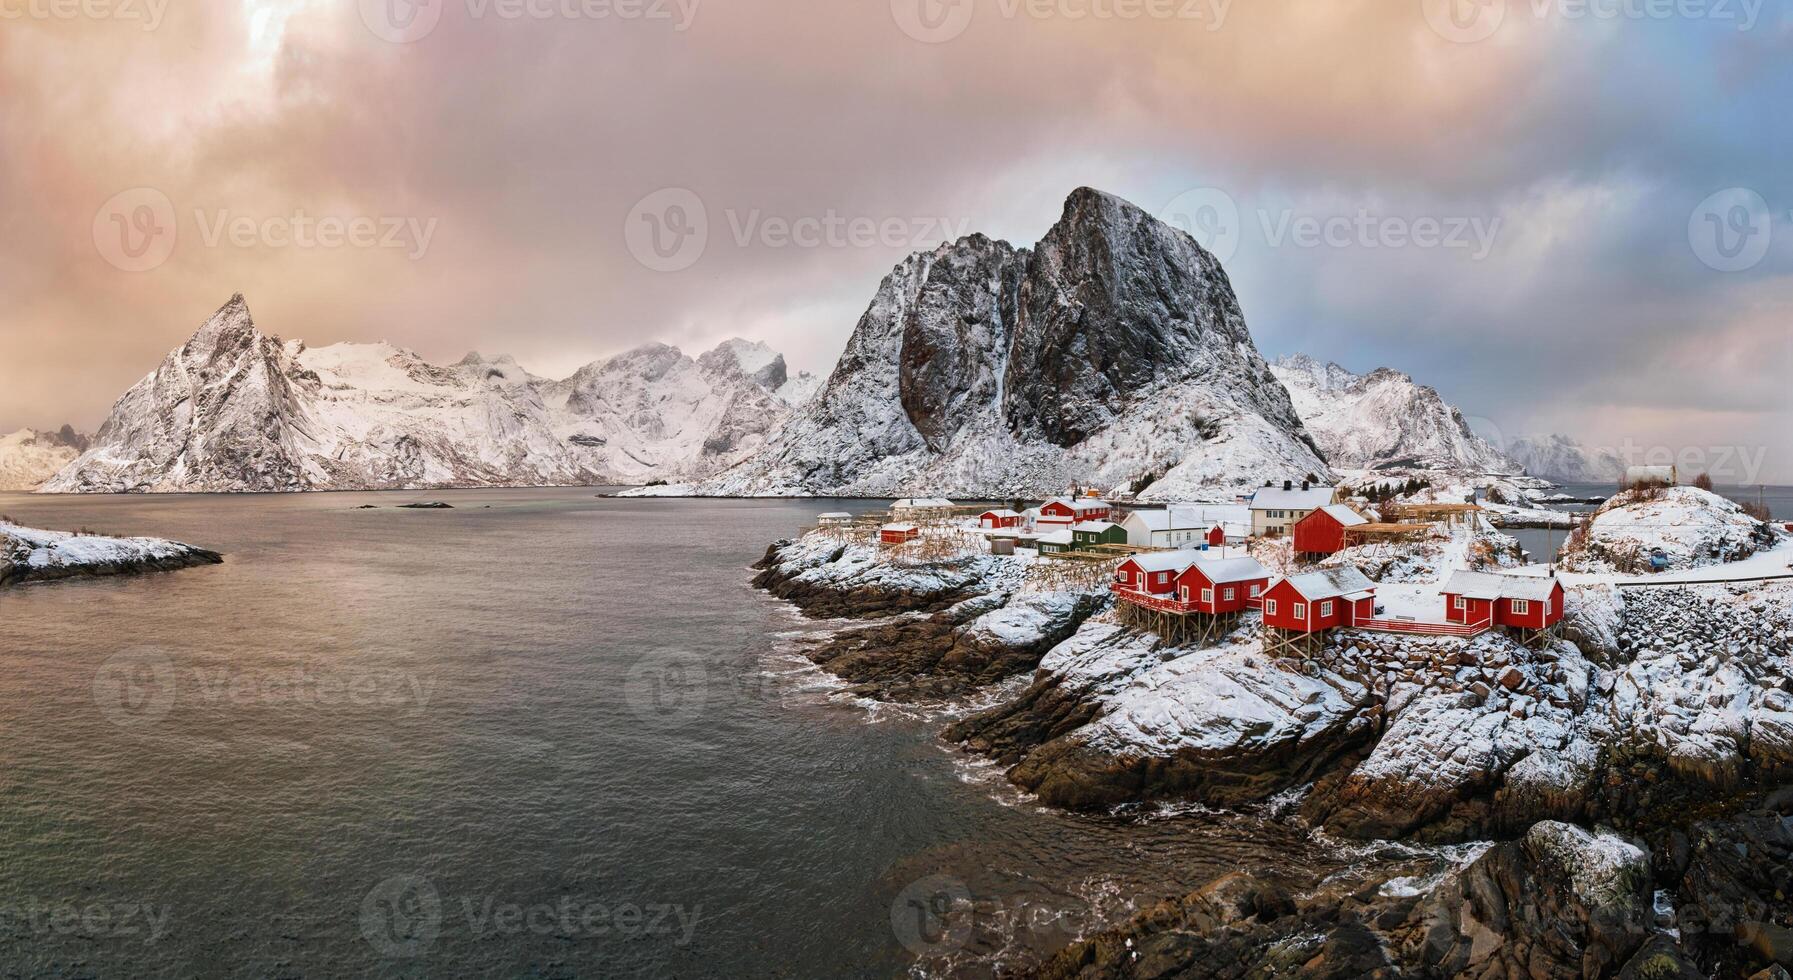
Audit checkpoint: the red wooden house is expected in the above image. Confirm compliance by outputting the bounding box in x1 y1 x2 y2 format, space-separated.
1292 504 1370 556
1441 570 1565 632
1038 497 1112 526
1115 551 1198 596
1172 557 1271 614
1261 568 1377 654
979 509 1023 529
879 523 920 545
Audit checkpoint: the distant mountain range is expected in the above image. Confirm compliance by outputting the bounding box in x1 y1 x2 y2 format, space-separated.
37 296 816 493
16 189 1620 496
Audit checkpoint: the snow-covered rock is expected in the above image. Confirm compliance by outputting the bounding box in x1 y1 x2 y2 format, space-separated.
1270 354 1518 474
1558 485 1774 574
1506 432 1627 483
0 426 88 491
42 296 801 492
0 521 221 586
698 188 1331 501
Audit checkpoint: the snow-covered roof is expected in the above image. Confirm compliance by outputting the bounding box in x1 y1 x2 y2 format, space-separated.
1443 570 1559 602
1122 509 1212 533
1279 567 1375 600
1124 550 1204 573
893 497 954 508
1315 504 1369 527
980 508 1022 518
1071 521 1120 533
1251 486 1336 511
880 523 919 532
1043 497 1110 512
818 512 852 519
1036 530 1075 545
1185 556 1271 585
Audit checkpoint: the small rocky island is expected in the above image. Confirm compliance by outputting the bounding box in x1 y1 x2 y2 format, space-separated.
0 521 221 587
755 488 1793 977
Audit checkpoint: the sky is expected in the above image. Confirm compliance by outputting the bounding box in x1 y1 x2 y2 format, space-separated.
1 0 1789 481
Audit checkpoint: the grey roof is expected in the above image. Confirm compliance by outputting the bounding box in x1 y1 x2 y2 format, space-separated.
1184 556 1272 585
1125 549 1206 573
1281 566 1376 600
1443 570 1559 602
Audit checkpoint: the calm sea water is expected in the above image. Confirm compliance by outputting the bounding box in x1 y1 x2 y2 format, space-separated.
0 489 1349 978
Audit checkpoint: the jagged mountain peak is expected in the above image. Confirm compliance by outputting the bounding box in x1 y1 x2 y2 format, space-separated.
1269 355 1517 474
698 338 787 390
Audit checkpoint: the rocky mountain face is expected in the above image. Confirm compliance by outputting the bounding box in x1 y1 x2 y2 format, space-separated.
0 426 89 491
1506 432 1627 483
701 188 1330 500
42 296 804 492
1270 353 1519 474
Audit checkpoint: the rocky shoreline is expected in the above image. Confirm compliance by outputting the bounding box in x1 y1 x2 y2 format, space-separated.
0 522 222 587
753 530 1793 976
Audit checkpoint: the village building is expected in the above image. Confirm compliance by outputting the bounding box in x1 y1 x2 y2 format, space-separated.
879 523 920 545
1070 521 1128 550
1034 529 1077 554
1441 570 1566 643
1173 556 1272 613
1261 567 1377 656
1292 504 1371 556
1114 550 1201 595
1249 482 1337 537
1037 497 1113 526
978 509 1024 529
817 512 855 527
891 497 956 520
1120 508 1227 549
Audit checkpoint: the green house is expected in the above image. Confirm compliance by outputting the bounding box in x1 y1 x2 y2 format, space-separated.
1071 521 1127 549
1035 530 1076 554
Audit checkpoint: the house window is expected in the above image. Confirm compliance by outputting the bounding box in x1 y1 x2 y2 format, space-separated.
1293 603 1307 620
1453 596 1466 610
1512 599 1529 614
1201 588 1214 604
1320 600 1333 617
1223 587 1235 601
1265 599 1278 616
1249 584 1261 596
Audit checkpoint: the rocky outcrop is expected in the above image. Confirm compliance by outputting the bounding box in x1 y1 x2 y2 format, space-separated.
702 188 1330 500
1507 432 1628 483
749 537 1001 620
1558 485 1776 574
1271 354 1519 474
0 522 221 587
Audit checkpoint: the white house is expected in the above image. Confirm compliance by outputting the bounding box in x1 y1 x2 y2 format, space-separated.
1249 483 1337 537
1120 508 1222 548
891 497 956 520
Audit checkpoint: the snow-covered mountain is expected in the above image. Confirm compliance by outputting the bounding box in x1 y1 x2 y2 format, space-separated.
42 296 801 492
697 188 1331 501
1505 433 1626 483
0 426 89 491
1269 354 1519 474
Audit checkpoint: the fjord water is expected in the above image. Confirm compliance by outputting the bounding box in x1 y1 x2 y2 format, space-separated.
0 489 1340 978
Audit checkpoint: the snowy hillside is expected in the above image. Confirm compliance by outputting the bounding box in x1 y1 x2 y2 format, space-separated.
1558 485 1776 574
41 296 800 492
1505 433 1626 483
699 188 1331 501
0 426 88 491
1270 354 1517 474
